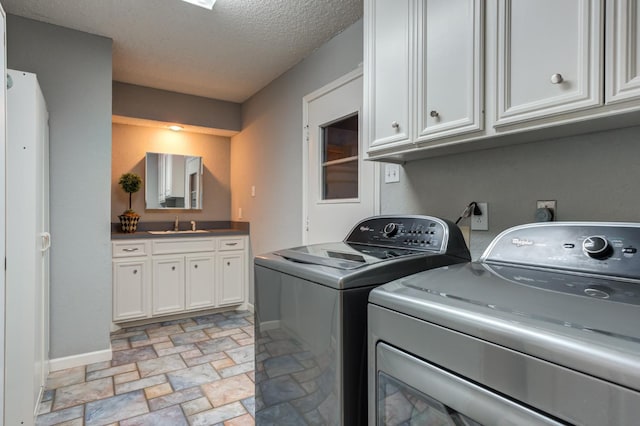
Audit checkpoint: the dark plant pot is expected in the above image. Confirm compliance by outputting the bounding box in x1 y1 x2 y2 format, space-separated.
119 214 141 233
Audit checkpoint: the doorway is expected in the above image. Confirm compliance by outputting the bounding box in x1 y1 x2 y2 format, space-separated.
302 68 379 244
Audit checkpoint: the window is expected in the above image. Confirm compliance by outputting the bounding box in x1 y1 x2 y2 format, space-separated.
321 114 359 200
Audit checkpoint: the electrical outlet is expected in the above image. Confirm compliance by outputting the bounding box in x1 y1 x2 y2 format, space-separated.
471 202 488 231
536 200 556 221
536 200 556 214
384 164 400 183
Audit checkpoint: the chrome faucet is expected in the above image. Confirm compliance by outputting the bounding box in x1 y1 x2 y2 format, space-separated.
190 220 197 231
174 216 179 231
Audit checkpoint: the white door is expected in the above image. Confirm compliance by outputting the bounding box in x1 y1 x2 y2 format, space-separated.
303 69 379 244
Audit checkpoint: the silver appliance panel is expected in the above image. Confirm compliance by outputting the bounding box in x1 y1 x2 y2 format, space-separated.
369 222 640 425
375 342 563 425
255 215 471 425
274 242 426 270
369 262 640 392
368 303 640 426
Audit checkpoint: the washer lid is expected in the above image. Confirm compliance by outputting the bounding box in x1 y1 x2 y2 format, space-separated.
274 242 426 270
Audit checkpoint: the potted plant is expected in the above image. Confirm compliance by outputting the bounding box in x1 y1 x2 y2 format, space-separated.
118 172 142 233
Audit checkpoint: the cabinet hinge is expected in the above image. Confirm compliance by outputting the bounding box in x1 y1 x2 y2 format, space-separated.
304 125 310 142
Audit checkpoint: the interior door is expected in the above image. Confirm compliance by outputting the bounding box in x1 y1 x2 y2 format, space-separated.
303 70 378 244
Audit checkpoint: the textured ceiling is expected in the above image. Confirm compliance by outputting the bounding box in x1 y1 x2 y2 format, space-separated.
2 0 363 103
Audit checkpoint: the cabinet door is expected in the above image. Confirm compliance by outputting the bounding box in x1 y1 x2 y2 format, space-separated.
152 256 185 315
113 259 149 321
365 0 413 151
495 0 602 126
606 0 640 103
217 252 245 306
415 0 484 141
185 254 216 310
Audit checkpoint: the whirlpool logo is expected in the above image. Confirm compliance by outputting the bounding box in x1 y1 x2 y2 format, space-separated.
511 238 534 247
360 226 373 232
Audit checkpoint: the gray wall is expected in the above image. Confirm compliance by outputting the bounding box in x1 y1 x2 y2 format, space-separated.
113 82 241 132
230 20 364 303
7 15 113 358
381 125 640 259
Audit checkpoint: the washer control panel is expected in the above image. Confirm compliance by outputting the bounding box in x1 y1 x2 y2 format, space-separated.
346 216 453 252
483 223 640 280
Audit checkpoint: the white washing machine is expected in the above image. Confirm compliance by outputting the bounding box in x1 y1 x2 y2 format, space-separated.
369 222 640 425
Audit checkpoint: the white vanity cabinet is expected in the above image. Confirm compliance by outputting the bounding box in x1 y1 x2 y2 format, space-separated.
113 241 150 322
217 237 246 306
495 0 603 126
364 0 483 153
112 235 248 323
152 255 186 315
185 253 216 310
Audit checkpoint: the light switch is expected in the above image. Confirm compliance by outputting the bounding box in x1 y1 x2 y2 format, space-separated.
384 164 400 183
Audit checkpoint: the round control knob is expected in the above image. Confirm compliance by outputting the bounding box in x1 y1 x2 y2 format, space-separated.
383 223 398 237
582 236 611 259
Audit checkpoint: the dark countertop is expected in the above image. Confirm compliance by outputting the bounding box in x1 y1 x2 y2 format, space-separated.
111 220 249 240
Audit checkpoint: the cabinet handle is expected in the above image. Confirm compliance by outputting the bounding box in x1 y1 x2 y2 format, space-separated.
133 269 138 274
123 248 139 252
391 121 400 129
550 73 564 84
227 262 231 266
171 266 176 271
194 264 198 269
429 110 439 118
225 242 238 246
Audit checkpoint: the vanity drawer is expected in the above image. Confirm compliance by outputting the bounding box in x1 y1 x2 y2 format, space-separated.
113 241 148 258
152 238 216 255
218 237 245 251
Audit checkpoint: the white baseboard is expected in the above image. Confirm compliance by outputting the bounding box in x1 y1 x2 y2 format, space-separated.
49 347 112 372
245 302 254 313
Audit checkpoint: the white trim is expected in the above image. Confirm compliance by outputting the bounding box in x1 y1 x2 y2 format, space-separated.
49 348 112 372
301 67 380 245
0 4 6 422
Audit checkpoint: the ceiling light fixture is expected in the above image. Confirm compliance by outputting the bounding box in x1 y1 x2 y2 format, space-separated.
180 0 217 10
168 125 184 131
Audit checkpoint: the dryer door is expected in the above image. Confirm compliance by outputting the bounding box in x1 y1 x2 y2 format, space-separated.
375 343 563 425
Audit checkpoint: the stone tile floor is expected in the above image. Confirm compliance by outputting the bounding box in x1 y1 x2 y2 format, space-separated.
36 310 256 426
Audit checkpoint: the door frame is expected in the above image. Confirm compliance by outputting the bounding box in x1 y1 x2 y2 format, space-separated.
301 67 380 245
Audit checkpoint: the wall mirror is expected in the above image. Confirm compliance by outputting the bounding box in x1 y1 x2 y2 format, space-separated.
145 152 203 210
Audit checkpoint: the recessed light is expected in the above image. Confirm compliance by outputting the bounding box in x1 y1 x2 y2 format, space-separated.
181 0 216 10
168 125 184 131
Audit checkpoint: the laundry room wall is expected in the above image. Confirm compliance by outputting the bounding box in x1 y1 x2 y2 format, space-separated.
231 19 363 304
381 125 640 259
7 15 113 359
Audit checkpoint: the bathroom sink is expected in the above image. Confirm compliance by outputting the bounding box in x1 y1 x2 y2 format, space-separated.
148 230 210 235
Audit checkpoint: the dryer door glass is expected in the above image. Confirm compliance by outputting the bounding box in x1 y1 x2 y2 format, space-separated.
375 343 564 425
377 371 480 425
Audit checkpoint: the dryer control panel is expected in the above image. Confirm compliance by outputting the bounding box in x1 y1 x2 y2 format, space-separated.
482 222 640 280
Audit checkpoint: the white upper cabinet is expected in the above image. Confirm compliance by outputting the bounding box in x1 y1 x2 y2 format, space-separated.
365 0 483 152
606 0 640 103
415 0 484 141
365 0 412 151
495 0 603 126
